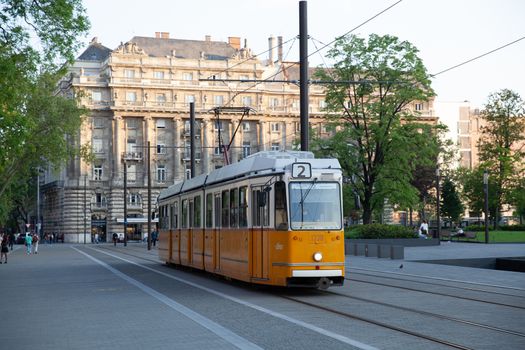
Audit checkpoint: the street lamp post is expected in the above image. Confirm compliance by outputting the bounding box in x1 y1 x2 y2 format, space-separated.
124 160 128 247
483 169 489 244
435 167 441 240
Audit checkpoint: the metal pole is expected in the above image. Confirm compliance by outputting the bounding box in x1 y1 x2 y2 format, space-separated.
124 160 127 247
147 141 152 251
299 0 309 151
435 168 441 240
483 169 489 244
37 171 40 238
190 102 195 178
83 175 87 244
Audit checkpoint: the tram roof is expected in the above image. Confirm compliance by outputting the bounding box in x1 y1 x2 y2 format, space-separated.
158 150 341 200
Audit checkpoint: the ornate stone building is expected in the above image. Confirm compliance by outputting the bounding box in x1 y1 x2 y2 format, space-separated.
41 33 438 242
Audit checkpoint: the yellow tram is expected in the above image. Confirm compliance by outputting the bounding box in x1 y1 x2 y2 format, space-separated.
157 150 345 289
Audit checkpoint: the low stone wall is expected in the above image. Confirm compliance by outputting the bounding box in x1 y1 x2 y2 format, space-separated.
344 238 439 260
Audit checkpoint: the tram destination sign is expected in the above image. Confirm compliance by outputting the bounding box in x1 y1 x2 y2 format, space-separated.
291 162 311 179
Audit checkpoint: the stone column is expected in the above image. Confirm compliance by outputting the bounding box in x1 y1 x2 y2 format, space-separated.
258 120 266 152
113 116 122 181
230 118 240 162
173 117 182 181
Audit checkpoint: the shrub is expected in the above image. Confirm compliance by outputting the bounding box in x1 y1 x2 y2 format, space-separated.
466 225 492 232
349 224 416 239
500 225 525 231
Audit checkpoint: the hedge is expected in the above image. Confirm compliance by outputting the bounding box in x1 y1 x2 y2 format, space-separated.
348 224 416 239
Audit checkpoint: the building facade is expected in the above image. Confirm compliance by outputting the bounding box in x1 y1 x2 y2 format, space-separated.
41 33 438 242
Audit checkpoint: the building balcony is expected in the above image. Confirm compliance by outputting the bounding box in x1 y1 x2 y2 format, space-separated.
122 152 143 161
91 202 108 211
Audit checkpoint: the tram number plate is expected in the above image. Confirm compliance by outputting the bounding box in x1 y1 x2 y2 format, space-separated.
310 234 324 243
292 163 311 178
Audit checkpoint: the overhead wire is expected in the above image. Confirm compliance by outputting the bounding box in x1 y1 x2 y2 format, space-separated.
431 36 525 77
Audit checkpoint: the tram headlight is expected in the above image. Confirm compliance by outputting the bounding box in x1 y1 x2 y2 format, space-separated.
313 252 323 262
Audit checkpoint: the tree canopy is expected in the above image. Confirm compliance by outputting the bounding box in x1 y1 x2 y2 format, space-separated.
477 89 525 227
0 0 89 223
314 34 443 224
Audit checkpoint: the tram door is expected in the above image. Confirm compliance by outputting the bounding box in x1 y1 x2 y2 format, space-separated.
214 193 222 272
251 189 269 279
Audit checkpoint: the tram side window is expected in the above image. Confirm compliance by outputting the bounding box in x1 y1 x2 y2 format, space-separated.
193 195 201 228
239 186 248 227
230 188 238 228
205 193 213 228
171 202 178 229
189 199 194 228
161 205 169 229
221 190 230 227
251 189 270 227
181 199 188 228
275 181 288 230
214 193 221 228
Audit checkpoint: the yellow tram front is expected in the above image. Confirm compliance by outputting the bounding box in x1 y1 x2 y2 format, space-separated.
268 160 345 289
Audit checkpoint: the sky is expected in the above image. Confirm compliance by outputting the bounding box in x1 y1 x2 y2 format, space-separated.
81 0 525 139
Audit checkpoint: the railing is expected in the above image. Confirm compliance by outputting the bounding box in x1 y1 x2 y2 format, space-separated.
91 202 108 210
122 152 143 161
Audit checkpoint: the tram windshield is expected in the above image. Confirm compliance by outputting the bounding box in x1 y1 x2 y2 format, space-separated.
289 182 342 230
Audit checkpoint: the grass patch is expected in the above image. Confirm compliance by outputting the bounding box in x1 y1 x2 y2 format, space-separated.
453 231 525 243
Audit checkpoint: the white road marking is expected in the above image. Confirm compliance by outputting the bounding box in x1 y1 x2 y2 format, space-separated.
87 247 380 350
72 247 262 350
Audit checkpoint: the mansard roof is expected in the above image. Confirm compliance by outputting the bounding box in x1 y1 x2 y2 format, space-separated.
128 36 238 60
77 41 112 61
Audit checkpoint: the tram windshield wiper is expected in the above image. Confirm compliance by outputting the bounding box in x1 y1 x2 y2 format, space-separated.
298 179 317 226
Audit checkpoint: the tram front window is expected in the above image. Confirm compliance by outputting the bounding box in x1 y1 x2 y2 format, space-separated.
289 182 342 230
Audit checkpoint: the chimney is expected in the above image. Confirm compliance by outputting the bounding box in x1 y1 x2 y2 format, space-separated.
268 35 276 65
228 36 241 50
155 32 161 38
161 32 169 39
205 35 211 42
277 36 283 62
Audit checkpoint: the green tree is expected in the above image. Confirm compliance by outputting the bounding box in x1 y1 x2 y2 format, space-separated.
314 34 438 224
0 0 90 221
477 89 525 227
461 166 498 225
440 177 464 225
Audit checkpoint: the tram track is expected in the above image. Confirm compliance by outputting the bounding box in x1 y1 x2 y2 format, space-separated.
324 290 525 338
280 294 475 350
345 276 525 310
349 270 525 298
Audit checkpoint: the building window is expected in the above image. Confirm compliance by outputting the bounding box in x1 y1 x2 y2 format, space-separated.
93 165 103 180
242 141 251 158
182 72 193 81
271 122 280 132
185 95 195 105
92 91 102 102
129 193 141 205
156 143 166 154
242 96 252 107
242 121 250 131
154 71 164 79
415 103 423 111
319 100 327 109
127 164 136 182
126 92 137 102
271 143 280 151
126 119 139 129
214 120 223 131
156 93 166 105
124 69 135 79
156 119 166 128
214 95 224 106
239 74 249 81
270 98 279 109
92 139 104 153
157 165 166 183
292 99 299 110
93 118 104 129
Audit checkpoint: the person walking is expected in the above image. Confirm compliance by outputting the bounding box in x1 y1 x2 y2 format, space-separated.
25 233 32 255
32 233 39 254
8 232 15 250
112 232 118 246
1 233 8 263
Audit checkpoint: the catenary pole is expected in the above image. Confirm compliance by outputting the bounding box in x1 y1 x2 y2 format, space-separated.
299 0 309 151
